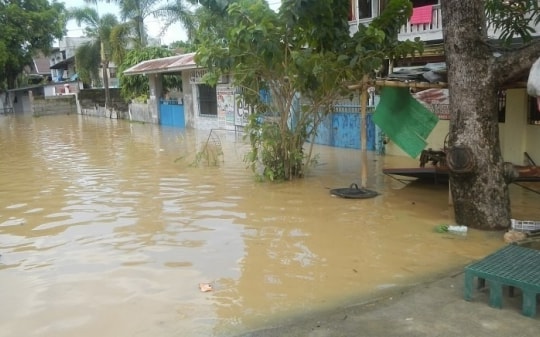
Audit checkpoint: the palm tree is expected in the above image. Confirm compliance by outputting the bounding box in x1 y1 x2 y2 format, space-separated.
85 0 195 46
74 43 100 88
153 0 196 42
84 0 161 47
69 7 127 111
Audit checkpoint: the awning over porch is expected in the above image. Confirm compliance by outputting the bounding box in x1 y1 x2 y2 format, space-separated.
50 56 75 70
123 52 199 75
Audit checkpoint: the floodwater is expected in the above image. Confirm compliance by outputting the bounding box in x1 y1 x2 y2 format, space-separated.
1 114 539 337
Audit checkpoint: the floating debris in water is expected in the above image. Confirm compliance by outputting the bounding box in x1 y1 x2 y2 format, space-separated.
434 224 467 235
199 283 213 292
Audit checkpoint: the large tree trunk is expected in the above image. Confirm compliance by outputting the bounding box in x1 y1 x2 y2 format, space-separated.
441 1 510 230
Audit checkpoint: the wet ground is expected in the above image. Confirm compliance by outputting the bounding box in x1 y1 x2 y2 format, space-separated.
1 114 539 337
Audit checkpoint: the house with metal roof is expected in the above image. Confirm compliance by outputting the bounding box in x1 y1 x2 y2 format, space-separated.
123 52 245 131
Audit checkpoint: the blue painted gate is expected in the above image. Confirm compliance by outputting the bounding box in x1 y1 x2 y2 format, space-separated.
159 99 185 127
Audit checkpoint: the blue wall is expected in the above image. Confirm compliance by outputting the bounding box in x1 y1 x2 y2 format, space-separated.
312 107 377 150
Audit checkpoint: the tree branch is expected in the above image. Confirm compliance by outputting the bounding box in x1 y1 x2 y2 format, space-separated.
493 40 540 86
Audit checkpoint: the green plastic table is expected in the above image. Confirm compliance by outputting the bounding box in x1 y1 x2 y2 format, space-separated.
464 244 540 318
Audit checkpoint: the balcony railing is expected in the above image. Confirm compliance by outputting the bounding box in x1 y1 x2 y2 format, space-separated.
348 5 443 42
399 4 443 41
349 4 540 43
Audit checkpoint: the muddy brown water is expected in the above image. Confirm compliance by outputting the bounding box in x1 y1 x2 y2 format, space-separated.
1 114 540 337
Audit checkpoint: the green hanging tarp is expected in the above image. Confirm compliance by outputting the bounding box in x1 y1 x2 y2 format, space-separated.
373 87 439 158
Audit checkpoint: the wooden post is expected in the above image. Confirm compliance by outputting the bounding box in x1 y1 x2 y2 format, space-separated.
360 75 368 188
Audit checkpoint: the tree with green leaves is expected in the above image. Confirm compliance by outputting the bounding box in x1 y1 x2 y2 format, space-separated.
0 0 66 90
118 46 181 101
195 0 421 181
69 7 127 110
74 43 101 88
442 0 540 230
168 40 197 53
189 0 231 50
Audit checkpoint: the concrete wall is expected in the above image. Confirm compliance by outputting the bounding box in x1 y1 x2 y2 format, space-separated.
146 74 162 124
80 105 121 119
183 71 195 128
78 88 129 112
0 92 14 114
78 88 129 119
13 91 34 114
32 95 76 116
6 87 45 114
184 70 223 130
127 103 158 124
501 89 528 164
526 125 540 164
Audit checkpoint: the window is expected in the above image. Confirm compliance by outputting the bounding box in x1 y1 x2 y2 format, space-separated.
528 96 540 124
198 84 217 116
411 0 439 7
358 0 372 19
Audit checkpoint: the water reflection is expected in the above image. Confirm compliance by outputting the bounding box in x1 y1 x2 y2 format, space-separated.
1 114 539 336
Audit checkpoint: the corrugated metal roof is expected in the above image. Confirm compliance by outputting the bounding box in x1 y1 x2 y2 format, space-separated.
33 56 52 75
123 52 198 75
